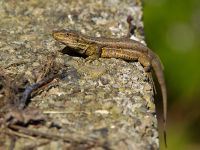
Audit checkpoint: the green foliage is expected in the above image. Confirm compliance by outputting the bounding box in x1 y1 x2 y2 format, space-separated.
144 0 200 100
144 0 200 149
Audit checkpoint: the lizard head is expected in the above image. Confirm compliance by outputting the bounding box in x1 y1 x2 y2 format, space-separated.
52 29 87 54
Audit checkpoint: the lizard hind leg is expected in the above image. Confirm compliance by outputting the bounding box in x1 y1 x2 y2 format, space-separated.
146 72 157 95
144 65 157 94
138 56 157 94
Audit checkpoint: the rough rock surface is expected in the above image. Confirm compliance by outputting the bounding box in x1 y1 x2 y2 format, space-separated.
0 0 159 149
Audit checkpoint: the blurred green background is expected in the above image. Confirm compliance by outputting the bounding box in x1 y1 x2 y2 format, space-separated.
144 0 200 149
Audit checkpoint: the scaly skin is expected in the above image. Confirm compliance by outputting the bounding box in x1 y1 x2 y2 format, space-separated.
52 29 167 146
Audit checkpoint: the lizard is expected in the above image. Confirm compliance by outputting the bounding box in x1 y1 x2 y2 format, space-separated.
52 29 167 146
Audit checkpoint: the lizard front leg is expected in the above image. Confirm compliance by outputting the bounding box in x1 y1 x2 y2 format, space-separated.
85 45 103 62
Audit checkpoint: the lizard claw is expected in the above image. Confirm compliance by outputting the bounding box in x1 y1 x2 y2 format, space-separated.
85 55 100 63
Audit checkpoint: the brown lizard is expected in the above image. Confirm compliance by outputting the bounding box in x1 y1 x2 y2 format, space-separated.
52 29 167 146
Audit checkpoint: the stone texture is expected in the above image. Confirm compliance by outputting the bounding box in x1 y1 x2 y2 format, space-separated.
0 0 159 149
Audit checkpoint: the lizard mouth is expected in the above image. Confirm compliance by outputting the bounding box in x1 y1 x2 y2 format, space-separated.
52 31 64 41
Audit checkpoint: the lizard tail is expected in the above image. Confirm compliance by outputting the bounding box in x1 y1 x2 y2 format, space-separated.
151 55 167 147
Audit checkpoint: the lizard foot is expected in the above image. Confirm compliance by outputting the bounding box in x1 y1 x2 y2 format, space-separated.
85 55 100 63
